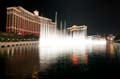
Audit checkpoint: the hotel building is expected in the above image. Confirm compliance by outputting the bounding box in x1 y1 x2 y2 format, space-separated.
67 25 87 39
6 6 56 37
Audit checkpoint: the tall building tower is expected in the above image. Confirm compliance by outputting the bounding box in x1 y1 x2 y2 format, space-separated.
6 6 56 37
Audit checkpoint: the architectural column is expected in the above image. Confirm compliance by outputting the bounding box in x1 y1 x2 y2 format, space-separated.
26 14 28 34
16 15 18 34
17 15 19 34
14 14 16 33
20 13 22 35
29 20 31 34
11 13 14 32
22 13 24 35
27 19 29 34
23 14 25 35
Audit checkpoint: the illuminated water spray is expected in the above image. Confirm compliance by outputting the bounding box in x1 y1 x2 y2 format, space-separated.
39 24 106 48
39 13 106 70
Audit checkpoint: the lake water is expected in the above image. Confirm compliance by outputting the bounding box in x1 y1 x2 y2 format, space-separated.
0 42 120 79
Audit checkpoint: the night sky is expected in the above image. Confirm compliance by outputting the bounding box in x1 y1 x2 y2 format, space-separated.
0 0 120 35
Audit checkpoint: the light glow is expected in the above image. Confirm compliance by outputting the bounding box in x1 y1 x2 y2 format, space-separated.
39 25 107 70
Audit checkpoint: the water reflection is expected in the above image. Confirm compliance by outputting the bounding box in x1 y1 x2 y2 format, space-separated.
106 42 115 58
1 42 120 79
39 42 106 71
39 42 120 79
0 45 40 79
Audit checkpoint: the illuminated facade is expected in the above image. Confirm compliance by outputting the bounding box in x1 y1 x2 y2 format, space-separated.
6 6 56 36
67 25 87 39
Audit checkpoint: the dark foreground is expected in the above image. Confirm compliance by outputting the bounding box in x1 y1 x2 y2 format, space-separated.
0 42 120 79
